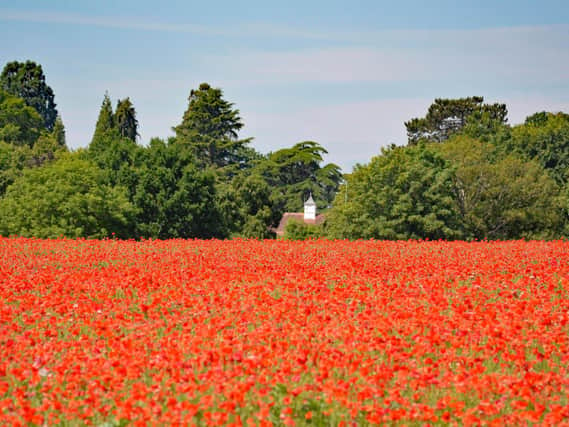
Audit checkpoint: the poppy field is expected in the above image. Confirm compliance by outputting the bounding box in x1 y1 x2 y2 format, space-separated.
1 238 569 426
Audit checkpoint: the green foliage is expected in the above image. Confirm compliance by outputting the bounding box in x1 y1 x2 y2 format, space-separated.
132 138 226 239
0 89 44 147
283 219 324 240
221 173 279 239
0 154 136 238
52 115 66 148
1 64 565 242
114 97 139 142
90 93 116 149
405 97 508 144
257 141 342 212
326 144 463 240
0 134 66 198
173 82 252 170
436 136 562 240
0 141 30 196
0 60 58 131
509 112 569 185
86 132 141 192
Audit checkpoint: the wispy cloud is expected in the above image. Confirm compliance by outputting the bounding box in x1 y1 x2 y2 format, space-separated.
207 25 569 85
2 8 568 45
0 9 230 36
0 9 357 41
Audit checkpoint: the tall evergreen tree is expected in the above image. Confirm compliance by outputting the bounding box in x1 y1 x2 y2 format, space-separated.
173 83 252 169
0 61 58 131
115 97 139 142
90 93 116 149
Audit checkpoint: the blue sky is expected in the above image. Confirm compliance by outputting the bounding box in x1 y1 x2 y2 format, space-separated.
1 1 568 172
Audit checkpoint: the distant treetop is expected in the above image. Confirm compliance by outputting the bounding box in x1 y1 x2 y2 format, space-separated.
0 60 58 132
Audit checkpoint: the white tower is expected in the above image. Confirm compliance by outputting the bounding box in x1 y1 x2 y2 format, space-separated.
304 193 316 221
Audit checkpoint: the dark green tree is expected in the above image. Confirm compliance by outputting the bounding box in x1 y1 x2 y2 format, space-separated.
132 138 226 239
221 173 280 238
115 97 139 142
173 83 252 170
0 61 58 131
326 144 463 240
0 89 44 147
257 141 342 213
405 97 508 144
87 93 141 202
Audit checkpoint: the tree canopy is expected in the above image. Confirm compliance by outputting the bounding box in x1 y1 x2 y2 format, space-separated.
0 61 58 131
1 59 569 241
435 135 562 240
257 141 342 213
173 83 252 170
0 89 44 147
115 97 139 142
326 144 463 240
0 154 136 239
509 112 569 185
405 97 508 144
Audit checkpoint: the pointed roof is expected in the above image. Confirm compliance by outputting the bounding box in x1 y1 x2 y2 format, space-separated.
304 193 316 206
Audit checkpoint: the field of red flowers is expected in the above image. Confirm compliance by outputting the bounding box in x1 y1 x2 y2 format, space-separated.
1 238 569 425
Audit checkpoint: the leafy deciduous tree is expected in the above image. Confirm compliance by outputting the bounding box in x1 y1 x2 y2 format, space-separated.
436 135 562 240
326 144 463 240
0 154 136 238
133 138 226 239
509 112 569 185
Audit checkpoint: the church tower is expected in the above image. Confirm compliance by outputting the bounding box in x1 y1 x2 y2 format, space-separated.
304 193 316 221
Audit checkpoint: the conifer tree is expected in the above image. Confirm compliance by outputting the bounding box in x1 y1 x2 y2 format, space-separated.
90 93 115 149
173 83 251 169
115 97 139 142
0 61 58 131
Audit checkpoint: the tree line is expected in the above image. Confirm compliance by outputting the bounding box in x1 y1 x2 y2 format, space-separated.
1 61 568 241
324 98 569 240
0 61 342 239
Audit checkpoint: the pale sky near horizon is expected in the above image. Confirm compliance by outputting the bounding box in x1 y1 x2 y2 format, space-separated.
1 1 568 172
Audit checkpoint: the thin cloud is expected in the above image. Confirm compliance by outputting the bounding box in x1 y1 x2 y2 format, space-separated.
2 8 567 44
0 9 228 35
205 24 569 85
0 9 350 40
